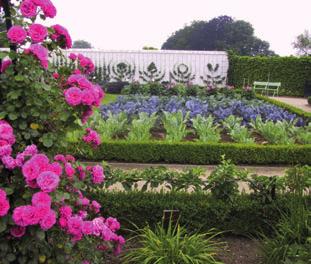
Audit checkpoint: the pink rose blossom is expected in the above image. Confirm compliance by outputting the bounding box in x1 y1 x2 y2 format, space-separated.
20 0 38 18
23 144 38 156
32 192 52 208
0 145 12 157
10 226 26 238
0 59 12 73
28 23 48 43
1 155 16 169
82 221 93 235
54 154 66 163
82 128 101 148
29 44 49 69
91 165 105 184
59 205 72 219
69 53 77 60
81 107 93 124
67 216 83 236
51 24 72 49
52 72 60 79
48 162 62 176
81 90 95 105
65 162 75 178
91 200 101 214
37 171 60 193
64 87 82 106
105 217 120 232
40 209 56 230
13 205 39 227
7 26 27 44
0 189 10 217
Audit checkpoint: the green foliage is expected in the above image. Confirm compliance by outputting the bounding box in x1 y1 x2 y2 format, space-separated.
228 54 311 96
123 221 223 264
192 115 221 143
139 62 165 82
128 113 157 141
88 111 127 141
162 16 275 56
206 156 248 201
229 125 255 144
169 63 195 84
251 116 295 145
0 52 79 150
200 63 226 88
261 167 311 264
68 140 311 165
222 115 243 131
162 111 189 142
91 62 111 84
294 123 311 144
308 96 311 105
102 166 206 192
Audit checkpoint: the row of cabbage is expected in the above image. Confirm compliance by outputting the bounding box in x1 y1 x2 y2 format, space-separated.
90 102 311 145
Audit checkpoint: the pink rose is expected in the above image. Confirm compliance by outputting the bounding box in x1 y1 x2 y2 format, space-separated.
20 0 38 18
64 87 82 106
10 226 26 238
12 205 39 227
37 171 60 193
52 72 60 79
7 26 27 44
65 162 75 178
1 155 16 170
59 205 72 219
28 23 48 43
0 59 12 73
32 192 52 208
81 90 95 105
69 53 77 60
40 209 56 230
29 44 49 69
67 216 83 236
0 189 10 217
82 221 93 235
51 24 72 49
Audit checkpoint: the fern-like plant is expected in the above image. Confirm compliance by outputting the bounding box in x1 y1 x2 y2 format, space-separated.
139 62 165 82
127 112 157 141
228 124 255 144
162 111 189 142
192 115 221 143
222 115 243 131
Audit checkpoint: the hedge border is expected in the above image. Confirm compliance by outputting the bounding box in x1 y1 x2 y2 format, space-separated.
256 94 311 120
93 191 301 236
72 140 311 165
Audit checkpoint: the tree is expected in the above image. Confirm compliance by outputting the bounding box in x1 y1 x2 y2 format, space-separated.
143 46 158 50
293 30 311 56
72 39 92 49
162 15 276 56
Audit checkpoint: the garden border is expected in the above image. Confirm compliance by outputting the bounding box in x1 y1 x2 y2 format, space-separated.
72 141 311 165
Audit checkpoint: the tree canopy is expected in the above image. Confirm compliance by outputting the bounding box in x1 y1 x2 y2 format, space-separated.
72 39 92 49
162 16 276 56
292 30 311 56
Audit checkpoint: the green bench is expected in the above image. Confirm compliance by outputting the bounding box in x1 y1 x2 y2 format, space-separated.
253 81 281 96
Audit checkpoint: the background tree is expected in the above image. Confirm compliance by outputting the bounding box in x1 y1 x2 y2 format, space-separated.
72 39 92 49
143 46 158 50
292 30 311 56
162 15 276 56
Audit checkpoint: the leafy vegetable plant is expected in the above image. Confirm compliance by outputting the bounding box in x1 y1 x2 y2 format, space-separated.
162 111 189 142
192 115 221 143
127 112 157 141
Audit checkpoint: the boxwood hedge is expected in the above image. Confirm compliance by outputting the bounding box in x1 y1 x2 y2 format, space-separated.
92 191 296 236
70 141 311 165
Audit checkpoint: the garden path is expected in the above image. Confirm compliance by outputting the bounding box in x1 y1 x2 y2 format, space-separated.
271 96 311 112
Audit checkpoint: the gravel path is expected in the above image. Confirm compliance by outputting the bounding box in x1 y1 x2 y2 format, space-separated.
272 96 311 112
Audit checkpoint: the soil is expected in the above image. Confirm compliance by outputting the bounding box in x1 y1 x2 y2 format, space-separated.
105 236 263 264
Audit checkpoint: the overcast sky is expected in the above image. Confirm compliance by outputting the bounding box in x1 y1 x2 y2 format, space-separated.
50 0 310 56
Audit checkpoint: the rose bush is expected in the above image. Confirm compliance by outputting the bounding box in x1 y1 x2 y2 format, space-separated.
0 0 102 150
0 0 122 263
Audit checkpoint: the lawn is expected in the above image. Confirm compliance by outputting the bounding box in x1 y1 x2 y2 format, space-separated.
103 93 119 105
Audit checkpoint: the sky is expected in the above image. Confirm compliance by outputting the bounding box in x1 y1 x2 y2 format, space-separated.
49 0 311 56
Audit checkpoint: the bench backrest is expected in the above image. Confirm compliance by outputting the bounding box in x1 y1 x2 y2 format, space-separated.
253 81 281 87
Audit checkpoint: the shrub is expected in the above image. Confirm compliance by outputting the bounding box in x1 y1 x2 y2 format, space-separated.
308 96 311 105
68 140 311 165
0 1 124 262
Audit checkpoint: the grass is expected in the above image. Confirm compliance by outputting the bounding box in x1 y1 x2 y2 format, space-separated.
103 93 119 105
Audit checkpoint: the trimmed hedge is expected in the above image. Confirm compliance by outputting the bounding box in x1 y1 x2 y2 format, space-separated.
256 94 311 121
228 54 311 96
71 141 311 165
93 191 295 236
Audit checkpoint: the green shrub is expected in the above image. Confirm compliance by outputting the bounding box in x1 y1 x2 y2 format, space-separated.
228 54 311 96
68 140 311 165
123 221 223 264
308 96 311 105
90 191 294 236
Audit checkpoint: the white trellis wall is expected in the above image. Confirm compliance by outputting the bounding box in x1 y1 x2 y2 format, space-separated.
54 49 229 85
